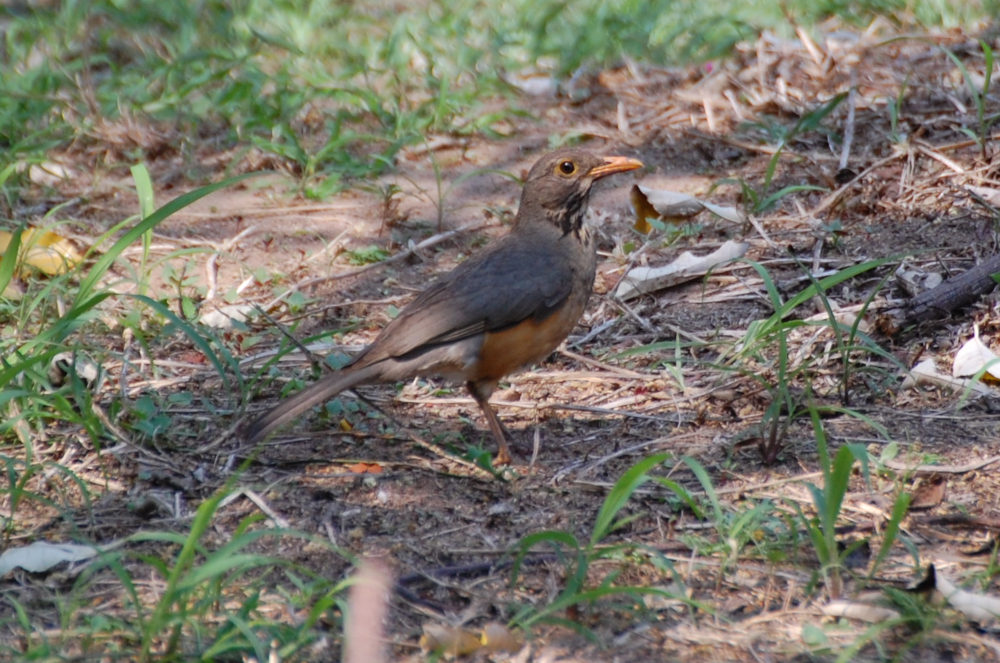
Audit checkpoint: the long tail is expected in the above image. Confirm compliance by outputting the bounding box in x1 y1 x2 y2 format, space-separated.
243 363 384 443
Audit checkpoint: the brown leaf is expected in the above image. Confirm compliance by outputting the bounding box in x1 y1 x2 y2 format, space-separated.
909 474 946 510
346 462 383 475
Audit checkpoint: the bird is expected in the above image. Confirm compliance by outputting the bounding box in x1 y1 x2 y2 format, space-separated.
244 148 643 464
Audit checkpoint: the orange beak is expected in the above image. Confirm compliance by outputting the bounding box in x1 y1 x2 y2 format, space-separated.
590 155 644 179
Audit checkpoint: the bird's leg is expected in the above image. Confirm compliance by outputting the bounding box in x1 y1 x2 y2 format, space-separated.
466 380 511 466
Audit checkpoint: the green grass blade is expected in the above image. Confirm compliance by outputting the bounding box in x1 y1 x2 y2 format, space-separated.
825 445 856 528
682 456 723 524
757 184 827 213
651 476 706 519
130 163 156 296
778 258 891 320
0 225 23 298
869 491 911 579
130 294 236 387
74 172 260 308
590 452 670 546
131 164 156 218
983 40 994 93
512 530 581 584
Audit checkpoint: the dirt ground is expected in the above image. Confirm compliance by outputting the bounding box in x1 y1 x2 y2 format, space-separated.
9 23 1000 662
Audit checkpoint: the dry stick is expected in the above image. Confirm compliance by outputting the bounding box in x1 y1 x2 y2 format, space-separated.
305 227 351 263
205 223 259 301
884 454 1000 475
838 70 857 172
558 347 647 379
252 305 327 373
889 252 1000 331
237 488 291 528
934 131 1000 153
569 316 618 348
795 25 827 68
914 141 966 174
262 220 494 312
807 151 903 219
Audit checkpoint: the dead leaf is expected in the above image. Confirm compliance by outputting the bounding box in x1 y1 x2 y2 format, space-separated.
480 622 522 653
0 227 84 278
933 565 1000 624
25 161 74 187
48 351 102 387
420 624 481 657
901 357 994 395
0 540 99 576
966 185 1000 207
199 304 255 329
346 462 383 474
909 474 946 510
614 239 748 300
630 183 745 233
952 327 1000 381
503 72 557 96
823 598 901 622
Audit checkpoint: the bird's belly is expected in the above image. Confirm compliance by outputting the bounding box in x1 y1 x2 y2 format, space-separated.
471 296 587 382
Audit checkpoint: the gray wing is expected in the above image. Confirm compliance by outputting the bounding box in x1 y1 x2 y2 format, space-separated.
359 232 574 364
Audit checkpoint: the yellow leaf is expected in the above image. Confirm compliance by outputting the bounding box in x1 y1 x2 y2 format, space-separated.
420 624 481 656
0 227 84 277
480 622 522 652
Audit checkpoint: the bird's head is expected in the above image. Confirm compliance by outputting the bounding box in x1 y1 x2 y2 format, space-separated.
516 148 643 236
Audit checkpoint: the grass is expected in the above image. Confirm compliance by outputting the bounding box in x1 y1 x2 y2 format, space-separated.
510 453 694 636
3 0 996 195
4 483 351 660
2 0 999 659
720 257 902 463
0 171 357 659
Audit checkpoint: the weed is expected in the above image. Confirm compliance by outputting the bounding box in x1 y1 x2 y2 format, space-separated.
510 454 692 635
8 1 986 198
1 481 351 660
344 244 391 266
938 39 996 159
728 93 847 216
658 457 782 572
730 257 897 463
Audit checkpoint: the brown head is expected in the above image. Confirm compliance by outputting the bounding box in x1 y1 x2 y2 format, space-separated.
515 148 643 236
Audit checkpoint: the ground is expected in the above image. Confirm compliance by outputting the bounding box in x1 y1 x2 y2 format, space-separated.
5 23 1000 663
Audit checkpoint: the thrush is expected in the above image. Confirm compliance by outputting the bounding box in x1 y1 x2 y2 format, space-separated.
244 148 642 463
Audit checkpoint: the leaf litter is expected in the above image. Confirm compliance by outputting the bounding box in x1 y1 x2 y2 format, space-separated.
5 17 1000 663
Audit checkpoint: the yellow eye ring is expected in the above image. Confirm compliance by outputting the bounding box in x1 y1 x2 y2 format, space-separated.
556 160 577 176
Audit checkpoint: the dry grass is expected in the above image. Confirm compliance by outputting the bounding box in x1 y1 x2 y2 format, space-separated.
3 17 1000 663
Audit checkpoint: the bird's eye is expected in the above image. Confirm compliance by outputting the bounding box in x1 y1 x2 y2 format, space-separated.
557 160 577 176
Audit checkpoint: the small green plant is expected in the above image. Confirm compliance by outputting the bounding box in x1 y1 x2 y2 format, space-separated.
794 411 869 598
938 39 996 160
0 481 352 660
727 93 847 215
793 409 910 603
884 74 913 144
510 454 692 635
730 257 896 463
344 245 391 266
657 456 783 571
0 171 253 539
